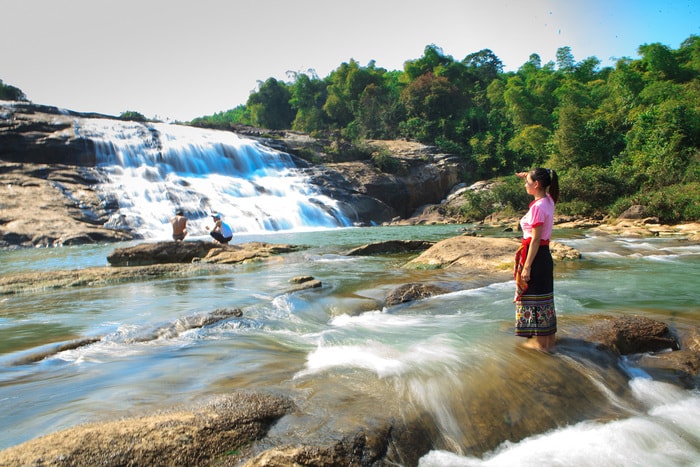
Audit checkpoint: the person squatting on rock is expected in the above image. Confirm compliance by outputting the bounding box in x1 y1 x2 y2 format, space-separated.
513 168 559 352
207 213 233 244
170 209 188 241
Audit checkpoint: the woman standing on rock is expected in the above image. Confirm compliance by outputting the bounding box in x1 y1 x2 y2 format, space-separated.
514 168 559 352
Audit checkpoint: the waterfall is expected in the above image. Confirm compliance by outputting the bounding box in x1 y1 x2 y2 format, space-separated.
74 119 352 239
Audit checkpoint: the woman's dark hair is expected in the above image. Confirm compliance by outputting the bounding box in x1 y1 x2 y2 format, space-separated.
530 168 559 203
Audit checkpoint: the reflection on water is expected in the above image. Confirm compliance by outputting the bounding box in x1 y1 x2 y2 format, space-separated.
0 225 699 464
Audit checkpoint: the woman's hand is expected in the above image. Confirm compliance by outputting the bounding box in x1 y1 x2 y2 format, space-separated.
516 172 528 179
521 266 531 282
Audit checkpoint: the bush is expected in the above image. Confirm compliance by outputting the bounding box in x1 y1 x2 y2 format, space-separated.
610 182 700 223
119 111 147 122
371 146 400 173
491 176 530 212
560 165 637 215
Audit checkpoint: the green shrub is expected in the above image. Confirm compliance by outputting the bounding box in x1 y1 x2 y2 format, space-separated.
119 111 147 122
610 182 700 223
371 147 400 173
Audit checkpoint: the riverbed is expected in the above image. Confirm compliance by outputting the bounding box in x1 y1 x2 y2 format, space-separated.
1 224 699 465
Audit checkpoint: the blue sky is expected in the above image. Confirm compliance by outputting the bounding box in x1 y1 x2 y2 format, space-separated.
1 0 698 122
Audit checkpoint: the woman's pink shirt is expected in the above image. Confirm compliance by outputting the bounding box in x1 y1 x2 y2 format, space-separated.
520 193 555 241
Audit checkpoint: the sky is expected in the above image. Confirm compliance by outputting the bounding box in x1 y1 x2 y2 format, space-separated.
2 0 698 122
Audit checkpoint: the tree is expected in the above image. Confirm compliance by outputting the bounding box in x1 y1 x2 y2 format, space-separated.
403 45 454 81
0 79 27 101
288 71 328 132
463 49 503 84
556 46 576 73
323 59 385 130
638 43 681 81
400 72 462 141
247 78 295 130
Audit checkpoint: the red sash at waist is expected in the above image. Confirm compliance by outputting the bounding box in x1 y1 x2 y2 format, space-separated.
514 238 550 300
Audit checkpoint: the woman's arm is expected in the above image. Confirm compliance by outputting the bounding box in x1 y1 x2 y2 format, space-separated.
521 224 543 282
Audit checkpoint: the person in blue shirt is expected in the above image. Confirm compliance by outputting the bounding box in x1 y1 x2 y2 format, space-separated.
207 213 233 244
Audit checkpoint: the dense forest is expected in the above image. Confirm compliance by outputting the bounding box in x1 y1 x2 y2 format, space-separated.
3 36 699 222
191 36 700 223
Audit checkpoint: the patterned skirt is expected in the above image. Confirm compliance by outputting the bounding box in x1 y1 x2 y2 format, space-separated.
515 246 557 337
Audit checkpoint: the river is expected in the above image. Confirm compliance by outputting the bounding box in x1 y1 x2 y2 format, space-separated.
1 225 699 465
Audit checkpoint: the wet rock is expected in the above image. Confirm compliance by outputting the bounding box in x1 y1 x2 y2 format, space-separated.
575 315 680 355
107 240 219 266
289 275 315 284
287 275 322 290
345 239 434 256
107 241 303 266
385 282 451 307
0 263 197 296
632 350 700 388
0 392 295 467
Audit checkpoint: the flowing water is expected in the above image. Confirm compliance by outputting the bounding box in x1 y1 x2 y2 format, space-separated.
1 228 699 465
1 122 700 464
75 119 353 238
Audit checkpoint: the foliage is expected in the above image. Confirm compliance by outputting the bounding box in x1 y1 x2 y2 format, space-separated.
247 78 295 130
185 33 700 221
119 110 147 122
0 79 27 101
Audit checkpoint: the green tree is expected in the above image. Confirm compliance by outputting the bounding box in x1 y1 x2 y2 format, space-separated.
0 79 27 101
119 111 147 122
638 42 682 81
323 59 385 130
288 71 328 132
403 45 454 80
247 78 295 130
556 46 575 73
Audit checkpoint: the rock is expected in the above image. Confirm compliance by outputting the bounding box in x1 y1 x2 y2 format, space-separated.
0 162 133 247
298 139 467 221
573 315 680 355
107 240 217 266
0 263 197 296
287 279 323 292
550 241 582 260
203 242 304 265
385 283 451 306
632 350 700 388
0 243 304 295
107 241 304 266
618 204 646 219
289 275 315 284
0 392 295 467
405 236 519 272
345 239 434 256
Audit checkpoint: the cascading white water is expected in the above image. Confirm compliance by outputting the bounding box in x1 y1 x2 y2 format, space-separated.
74 119 352 239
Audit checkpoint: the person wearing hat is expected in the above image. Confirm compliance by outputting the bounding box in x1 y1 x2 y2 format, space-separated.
170 209 188 241
207 213 233 244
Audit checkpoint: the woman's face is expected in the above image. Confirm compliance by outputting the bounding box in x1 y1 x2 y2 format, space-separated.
525 174 539 195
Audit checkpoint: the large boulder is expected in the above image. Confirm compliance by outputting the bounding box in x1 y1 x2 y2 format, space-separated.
0 102 103 165
345 239 434 256
572 314 680 355
385 282 451 307
0 392 295 466
406 235 581 272
107 241 304 266
0 162 133 247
